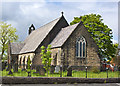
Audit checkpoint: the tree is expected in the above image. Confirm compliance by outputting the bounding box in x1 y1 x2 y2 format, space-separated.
111 43 119 65
0 22 18 60
27 56 31 71
40 45 52 76
70 14 116 59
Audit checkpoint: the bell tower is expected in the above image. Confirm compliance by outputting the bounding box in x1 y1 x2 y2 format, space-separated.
28 24 35 35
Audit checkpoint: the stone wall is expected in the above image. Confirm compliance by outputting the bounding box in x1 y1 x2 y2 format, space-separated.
2 77 120 84
62 22 100 67
32 53 42 65
11 54 18 65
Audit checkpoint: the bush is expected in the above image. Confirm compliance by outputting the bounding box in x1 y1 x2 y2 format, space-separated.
27 56 31 70
91 66 100 73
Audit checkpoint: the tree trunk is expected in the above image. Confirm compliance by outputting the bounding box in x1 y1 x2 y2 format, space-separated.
1 48 5 60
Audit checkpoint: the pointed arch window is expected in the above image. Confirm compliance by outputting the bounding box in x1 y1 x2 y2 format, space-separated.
76 36 86 58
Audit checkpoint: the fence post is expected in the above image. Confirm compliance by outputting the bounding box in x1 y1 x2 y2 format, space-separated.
119 66 120 78
60 65 62 77
86 66 87 78
27 64 31 77
106 67 108 78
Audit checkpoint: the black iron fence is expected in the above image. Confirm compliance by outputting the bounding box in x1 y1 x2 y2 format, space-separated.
1 63 120 78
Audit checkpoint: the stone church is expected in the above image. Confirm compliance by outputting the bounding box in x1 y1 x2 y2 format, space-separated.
8 13 101 70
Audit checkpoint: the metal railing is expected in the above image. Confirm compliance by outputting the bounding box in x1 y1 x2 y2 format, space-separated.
1 64 120 78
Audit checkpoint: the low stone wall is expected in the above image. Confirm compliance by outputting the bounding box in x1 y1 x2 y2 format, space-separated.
2 77 120 84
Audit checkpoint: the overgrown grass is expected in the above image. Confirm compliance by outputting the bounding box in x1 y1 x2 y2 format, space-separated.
0 69 119 78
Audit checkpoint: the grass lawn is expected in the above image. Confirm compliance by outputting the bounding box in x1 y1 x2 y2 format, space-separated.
0 69 119 78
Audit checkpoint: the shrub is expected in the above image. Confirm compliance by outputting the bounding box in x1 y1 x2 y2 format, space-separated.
40 45 52 76
27 56 31 70
91 66 100 73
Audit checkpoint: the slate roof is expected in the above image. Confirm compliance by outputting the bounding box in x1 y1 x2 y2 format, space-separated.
50 22 80 48
10 42 25 54
19 17 62 54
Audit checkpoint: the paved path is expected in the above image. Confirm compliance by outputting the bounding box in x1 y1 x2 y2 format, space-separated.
1 83 120 86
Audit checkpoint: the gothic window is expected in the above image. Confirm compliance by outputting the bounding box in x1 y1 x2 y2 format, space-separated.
76 36 86 58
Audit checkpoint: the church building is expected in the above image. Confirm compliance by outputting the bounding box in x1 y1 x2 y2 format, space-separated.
8 13 101 70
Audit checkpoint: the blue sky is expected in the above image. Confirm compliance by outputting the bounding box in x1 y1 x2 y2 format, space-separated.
1 0 119 44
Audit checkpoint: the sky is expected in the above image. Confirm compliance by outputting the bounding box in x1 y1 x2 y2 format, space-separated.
1 0 119 44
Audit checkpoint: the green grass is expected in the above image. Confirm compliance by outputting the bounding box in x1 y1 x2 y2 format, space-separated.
0 69 119 78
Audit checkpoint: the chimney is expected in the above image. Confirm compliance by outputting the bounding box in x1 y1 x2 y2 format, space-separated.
28 24 35 35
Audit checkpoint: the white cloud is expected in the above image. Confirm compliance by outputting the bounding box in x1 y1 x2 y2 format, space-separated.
19 2 57 25
19 2 46 15
77 2 97 11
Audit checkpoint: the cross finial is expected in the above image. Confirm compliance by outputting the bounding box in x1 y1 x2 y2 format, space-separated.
61 11 64 16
